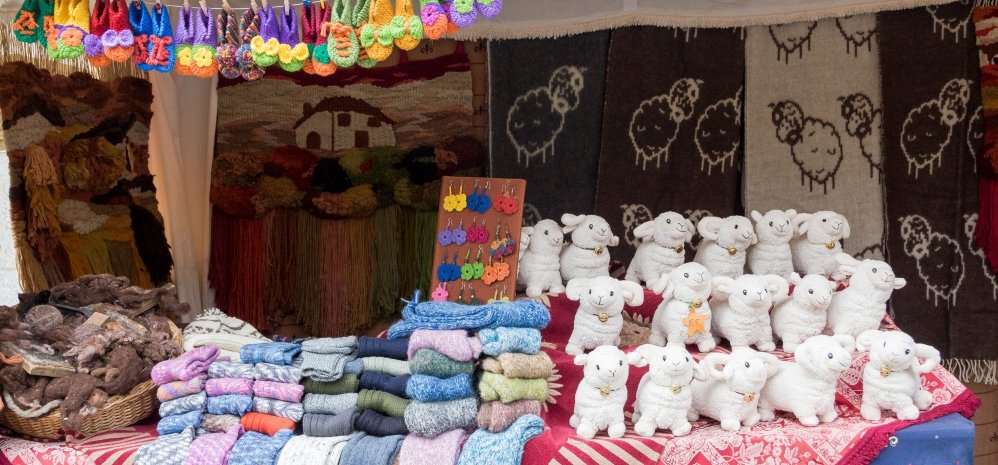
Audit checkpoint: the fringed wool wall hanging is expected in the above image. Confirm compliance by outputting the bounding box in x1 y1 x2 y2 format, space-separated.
210 42 481 335
0 61 172 292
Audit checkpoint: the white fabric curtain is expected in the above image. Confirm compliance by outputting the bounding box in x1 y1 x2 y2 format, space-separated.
147 73 217 320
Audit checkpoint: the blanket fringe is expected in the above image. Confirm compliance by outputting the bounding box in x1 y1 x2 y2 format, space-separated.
945 358 998 384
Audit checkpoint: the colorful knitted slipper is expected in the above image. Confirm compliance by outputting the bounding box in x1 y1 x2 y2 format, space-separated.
191 6 218 78
12 0 42 43
128 0 153 70
215 4 241 79
476 0 501 18
300 1 317 74
302 1 335 75
392 0 422 51
419 0 447 40
448 0 477 28
146 3 174 72
84 0 110 67
101 0 132 63
174 4 195 75
352 0 378 68
277 4 308 72
359 0 394 62
251 4 280 67
237 7 265 80
325 0 357 68
49 0 88 60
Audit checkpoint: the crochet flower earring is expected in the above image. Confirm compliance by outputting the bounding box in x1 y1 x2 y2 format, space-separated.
251 2 280 67
352 0 377 68
191 5 218 77
452 219 467 246
431 283 449 302
50 0 88 60
277 1 309 72
215 2 241 79
437 218 454 246
237 5 265 80
102 0 132 63
472 245 485 279
419 0 448 40
174 4 195 74
147 2 175 73
12 0 42 43
84 0 110 67
391 0 422 51
359 0 393 62
448 0 476 28
460 248 475 281
128 0 153 70
473 181 492 213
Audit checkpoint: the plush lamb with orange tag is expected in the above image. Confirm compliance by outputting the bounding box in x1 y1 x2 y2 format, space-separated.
564 276 644 355
648 262 716 352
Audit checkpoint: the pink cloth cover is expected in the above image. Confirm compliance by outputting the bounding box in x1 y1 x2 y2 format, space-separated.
252 380 304 403
406 330 483 362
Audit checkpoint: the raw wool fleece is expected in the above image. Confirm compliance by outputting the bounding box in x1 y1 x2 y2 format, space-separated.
881 3 996 385
788 211 852 277
570 345 640 439
624 211 696 287
630 344 706 437
710 274 790 352
691 348 781 432
856 330 940 420
744 17 885 263
693 216 757 278
559 214 619 281
746 209 798 278
826 254 906 339
594 26 743 266
563 276 644 355
771 273 837 352
759 334 855 426
648 262 716 352
516 219 566 297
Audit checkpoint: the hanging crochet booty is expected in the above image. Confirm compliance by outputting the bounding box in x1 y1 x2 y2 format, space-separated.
128 0 153 70
301 1 318 74
352 0 378 68
216 5 241 79
303 1 336 75
36 0 55 43
12 0 42 43
325 0 357 69
191 6 218 77
251 4 280 67
237 8 265 80
419 0 447 40
476 0 501 18
448 0 476 28
358 0 394 62
278 4 309 72
174 5 195 74
147 2 175 72
49 0 88 60
101 0 132 62
392 0 421 51
84 0 110 67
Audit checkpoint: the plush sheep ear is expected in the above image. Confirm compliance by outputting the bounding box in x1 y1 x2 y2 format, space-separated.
565 278 590 301
619 280 645 307
684 219 696 242
893 277 907 290
692 361 707 381
561 214 585 234
711 276 735 300
789 272 803 286
792 341 813 367
841 216 851 239
610 235 620 247
832 334 856 354
701 353 729 381
914 344 941 374
697 217 723 242
765 275 790 302
793 213 812 235
633 221 655 242
520 227 534 250
835 253 860 276
573 354 589 366
651 274 674 299
750 230 759 245
785 209 798 218
760 353 782 378
855 330 883 352
750 210 763 223
629 346 652 367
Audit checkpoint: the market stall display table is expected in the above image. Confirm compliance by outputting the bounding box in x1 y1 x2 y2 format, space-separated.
868 413 975 465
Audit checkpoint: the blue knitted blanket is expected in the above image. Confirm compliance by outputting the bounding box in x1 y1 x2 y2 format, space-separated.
387 293 551 339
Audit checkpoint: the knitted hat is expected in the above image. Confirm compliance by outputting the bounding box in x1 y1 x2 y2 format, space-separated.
157 410 202 435
478 372 548 404
84 0 109 66
305 374 360 395
12 0 43 43
134 426 195 465
205 378 253 397
209 361 255 380
253 397 304 422
340 433 404 465
237 8 265 80
206 394 253 416
183 308 269 366
253 380 304 403
240 342 302 366
409 349 475 378
408 330 482 362
358 372 409 398
128 0 153 71
398 428 467 465
480 352 554 379
276 434 355 465
277 5 308 72
456 414 544 465
478 327 541 356
159 391 207 417
202 414 242 433
228 430 293 465
477 400 542 433
254 363 303 383
418 0 448 40
405 373 475 403
403 397 478 438
102 0 133 63
302 408 359 437
157 375 207 402
250 4 280 67
303 392 358 415
183 425 241 465
354 409 409 436
215 6 241 79
49 0 88 60
241 412 296 436
173 5 195 75
191 6 218 78
147 2 174 72
357 389 410 418
357 336 409 360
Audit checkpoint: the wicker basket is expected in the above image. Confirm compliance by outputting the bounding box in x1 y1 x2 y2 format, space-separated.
0 320 183 439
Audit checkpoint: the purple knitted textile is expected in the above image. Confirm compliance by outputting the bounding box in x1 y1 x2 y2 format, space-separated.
258 5 278 41
183 425 241 465
152 346 219 385
279 5 298 45
157 375 207 402
206 378 254 397
407 330 482 362
253 380 304 403
193 5 218 46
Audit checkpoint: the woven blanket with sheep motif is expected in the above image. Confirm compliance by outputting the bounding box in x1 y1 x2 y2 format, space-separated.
520 292 979 465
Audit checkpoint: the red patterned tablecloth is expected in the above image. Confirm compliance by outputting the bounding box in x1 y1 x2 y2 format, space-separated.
523 291 980 465
0 422 157 465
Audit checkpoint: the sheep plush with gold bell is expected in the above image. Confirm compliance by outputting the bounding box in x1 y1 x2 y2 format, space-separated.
693 215 757 279
564 276 644 355
571 345 641 439
560 214 620 281
856 330 939 421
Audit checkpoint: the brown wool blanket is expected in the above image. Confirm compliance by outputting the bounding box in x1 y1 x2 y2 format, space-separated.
593 27 744 263
880 2 996 384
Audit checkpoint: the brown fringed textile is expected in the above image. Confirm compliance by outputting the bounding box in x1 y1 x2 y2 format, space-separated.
130 204 174 284
880 3 997 384
593 27 745 263
263 209 297 330
293 210 322 332
373 207 402 318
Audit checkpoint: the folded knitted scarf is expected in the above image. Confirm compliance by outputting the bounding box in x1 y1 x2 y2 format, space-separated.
480 352 554 380
409 349 475 378
183 308 269 362
406 374 475 403
398 428 467 465
359 357 411 376
253 380 304 402
340 433 404 465
477 400 542 433
253 397 304 421
152 345 220 385
157 375 207 402
404 397 479 438
456 414 543 465
387 294 551 339
357 336 409 360
478 328 541 356
358 372 409 398
303 392 358 415
302 408 359 437
344 359 363 374
478 372 547 403
209 361 255 380
305 374 359 395
407 330 483 362
135 426 195 465
357 389 410 418
205 378 254 397
206 394 253 416
158 410 202 435
184 426 242 465
254 363 303 383
202 414 242 433
240 342 302 366
159 391 207 417
228 429 293 465
241 412 296 436
301 337 358 382
276 434 355 465
354 409 409 436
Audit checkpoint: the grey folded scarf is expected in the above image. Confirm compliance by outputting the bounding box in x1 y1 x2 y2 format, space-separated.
301 337 358 382
303 393 359 415
254 363 304 383
404 397 479 438
158 392 207 417
302 408 359 437
208 361 255 380
253 397 304 422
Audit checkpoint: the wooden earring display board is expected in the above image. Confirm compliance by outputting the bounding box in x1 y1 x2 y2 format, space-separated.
430 176 527 304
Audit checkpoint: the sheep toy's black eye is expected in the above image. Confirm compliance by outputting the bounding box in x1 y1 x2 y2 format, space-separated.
666 219 672 224
744 362 750 368
609 291 614 296
596 365 600 370
589 224 594 229
619 360 623 366
734 225 739 229
769 221 773 227
544 230 549 235
827 353 834 359
872 268 878 273
662 355 667 362
683 273 689 278
822 218 827 222
686 356 690 362
904 349 911 355
808 289 814 294
588 290 592 294
742 290 747 295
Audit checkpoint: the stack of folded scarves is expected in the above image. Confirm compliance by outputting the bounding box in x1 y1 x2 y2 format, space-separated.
151 345 219 436
237 341 302 435
204 359 254 432
300 336 360 437
344 335 411 438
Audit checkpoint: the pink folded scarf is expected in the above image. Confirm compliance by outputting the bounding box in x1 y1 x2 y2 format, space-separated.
206 378 254 397
184 425 242 465
157 375 207 402
252 380 304 403
152 345 220 385
406 330 483 362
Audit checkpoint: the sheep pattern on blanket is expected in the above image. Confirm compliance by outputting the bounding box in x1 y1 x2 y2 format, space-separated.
563 276 644 355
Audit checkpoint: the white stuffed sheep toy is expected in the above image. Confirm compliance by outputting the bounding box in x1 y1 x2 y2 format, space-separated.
691 348 781 431
517 219 566 297
759 334 855 426
560 214 620 281
648 262 716 352
564 276 645 355
570 345 641 439
747 209 798 278
625 212 695 288
630 344 706 437
710 274 790 352
772 273 837 352
789 211 851 277
826 254 906 339
856 330 940 421
693 215 757 279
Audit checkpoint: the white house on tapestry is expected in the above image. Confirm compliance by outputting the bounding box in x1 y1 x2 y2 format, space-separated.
294 96 397 152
